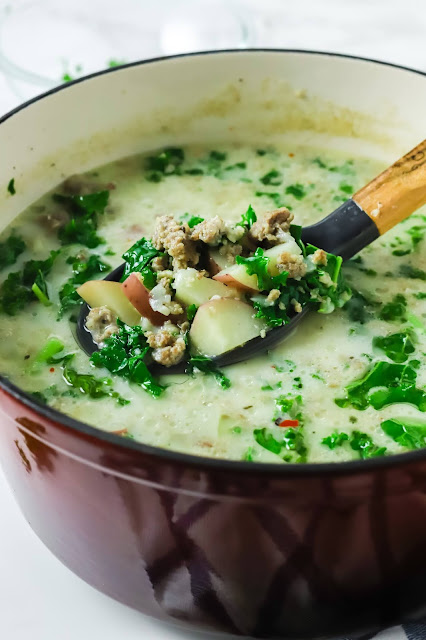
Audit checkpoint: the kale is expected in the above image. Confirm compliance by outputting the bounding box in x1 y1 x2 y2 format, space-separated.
121 237 162 280
415 292 426 300
285 183 306 199
62 358 129 406
275 393 303 423
391 218 426 256
373 330 415 363
260 170 282 186
312 157 327 168
339 183 353 195
107 58 126 68
343 288 378 324
379 294 407 322
0 250 59 315
225 162 247 171
322 431 349 449
254 426 307 462
7 178 15 195
90 321 166 398
255 191 283 207
186 304 198 322
209 150 227 162
236 248 288 291
32 271 52 306
180 213 204 228
58 253 110 317
381 418 426 450
0 234 26 270
304 245 351 313
399 264 426 281
34 337 66 364
145 147 185 181
55 190 110 248
349 431 386 459
335 360 426 412
236 204 257 229
186 355 230 389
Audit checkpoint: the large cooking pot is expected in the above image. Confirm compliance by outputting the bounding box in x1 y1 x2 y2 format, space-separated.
1 50 426 639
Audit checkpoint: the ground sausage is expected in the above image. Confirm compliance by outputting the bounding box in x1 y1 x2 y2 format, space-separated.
249 207 294 246
276 251 307 279
152 215 199 270
86 306 119 344
190 216 226 245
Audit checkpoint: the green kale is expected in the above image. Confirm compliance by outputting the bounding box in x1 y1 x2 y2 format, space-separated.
186 355 230 389
343 288 378 324
55 190 109 248
121 237 163 280
236 248 288 291
379 294 407 322
34 337 66 364
255 191 283 207
414 292 426 300
0 250 59 315
209 150 227 162
254 426 307 462
186 304 198 322
381 418 426 450
58 253 110 317
349 431 386 459
285 183 306 200
90 322 166 398
62 358 129 405
391 219 426 256
225 162 247 171
339 183 353 195
236 204 257 229
275 393 303 423
260 170 282 186
0 234 26 270
7 178 15 195
145 147 185 181
335 360 426 412
399 264 426 281
180 213 205 228
32 271 52 306
373 330 415 363
322 431 349 449
304 245 351 313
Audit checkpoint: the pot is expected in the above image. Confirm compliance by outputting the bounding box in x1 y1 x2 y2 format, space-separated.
1 50 426 639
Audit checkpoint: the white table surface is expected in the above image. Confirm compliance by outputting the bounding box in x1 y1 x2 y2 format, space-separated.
1 1 426 638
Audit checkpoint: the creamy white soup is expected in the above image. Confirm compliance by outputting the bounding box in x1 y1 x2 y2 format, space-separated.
0 143 425 463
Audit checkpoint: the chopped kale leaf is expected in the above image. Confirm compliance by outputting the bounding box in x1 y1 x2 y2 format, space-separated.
236 204 257 229
335 360 426 412
145 147 185 181
285 183 306 200
254 426 307 462
349 431 386 459
54 190 109 248
186 304 198 322
322 431 349 449
58 253 110 317
122 237 162 280
373 330 415 363
236 248 288 292
255 191 283 208
379 294 407 322
187 355 230 389
260 169 282 186
381 418 426 450
62 357 129 405
399 264 426 281
7 178 15 195
91 321 166 398
0 234 26 270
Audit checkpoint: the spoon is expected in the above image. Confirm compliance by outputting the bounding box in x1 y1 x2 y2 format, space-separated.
77 139 426 372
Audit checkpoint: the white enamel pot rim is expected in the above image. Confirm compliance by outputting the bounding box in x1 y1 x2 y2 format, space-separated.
0 48 425 475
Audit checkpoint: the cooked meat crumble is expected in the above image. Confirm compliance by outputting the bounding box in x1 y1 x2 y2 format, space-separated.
249 207 294 246
86 306 119 344
276 251 307 279
147 323 186 366
152 215 199 270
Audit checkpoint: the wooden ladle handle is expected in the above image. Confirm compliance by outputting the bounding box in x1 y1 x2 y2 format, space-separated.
353 139 426 234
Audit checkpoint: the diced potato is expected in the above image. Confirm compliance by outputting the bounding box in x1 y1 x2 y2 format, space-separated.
121 272 167 326
77 280 141 326
173 268 241 307
207 248 231 276
189 297 266 357
213 238 302 290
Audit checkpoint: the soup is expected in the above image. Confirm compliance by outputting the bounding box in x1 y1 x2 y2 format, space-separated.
1 143 425 463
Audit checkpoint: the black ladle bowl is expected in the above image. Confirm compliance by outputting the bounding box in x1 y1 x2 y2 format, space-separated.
77 138 426 372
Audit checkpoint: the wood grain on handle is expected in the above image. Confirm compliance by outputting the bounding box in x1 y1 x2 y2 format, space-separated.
353 139 426 235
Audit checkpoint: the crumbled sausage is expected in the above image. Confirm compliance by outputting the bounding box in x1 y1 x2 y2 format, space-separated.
218 241 243 265
151 255 169 272
249 207 294 246
191 216 226 245
38 209 70 232
311 248 328 265
147 323 186 367
266 288 281 304
152 215 199 270
86 306 119 344
276 251 307 279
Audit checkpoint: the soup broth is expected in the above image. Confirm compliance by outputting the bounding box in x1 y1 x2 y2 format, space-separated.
1 143 425 463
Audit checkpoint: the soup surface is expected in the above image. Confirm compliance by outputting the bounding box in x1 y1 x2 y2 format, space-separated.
1 143 425 463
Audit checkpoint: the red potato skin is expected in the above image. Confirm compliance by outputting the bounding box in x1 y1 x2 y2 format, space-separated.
121 273 167 326
213 272 257 293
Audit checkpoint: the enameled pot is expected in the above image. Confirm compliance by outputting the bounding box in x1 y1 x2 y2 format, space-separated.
1 50 426 639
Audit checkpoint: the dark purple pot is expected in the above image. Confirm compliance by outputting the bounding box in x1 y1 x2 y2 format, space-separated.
1 50 426 639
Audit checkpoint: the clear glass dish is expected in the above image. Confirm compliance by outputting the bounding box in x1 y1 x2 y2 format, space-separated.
0 0 253 100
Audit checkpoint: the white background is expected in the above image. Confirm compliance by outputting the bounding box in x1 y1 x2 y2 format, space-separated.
1 1 425 638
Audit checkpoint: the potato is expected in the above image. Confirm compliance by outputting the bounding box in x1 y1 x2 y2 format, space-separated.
174 268 241 307
121 272 167 326
189 297 266 357
77 280 141 326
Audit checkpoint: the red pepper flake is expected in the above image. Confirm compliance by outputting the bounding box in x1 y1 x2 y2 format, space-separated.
49 367 55 372
112 428 128 436
288 152 295 158
279 419 299 428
